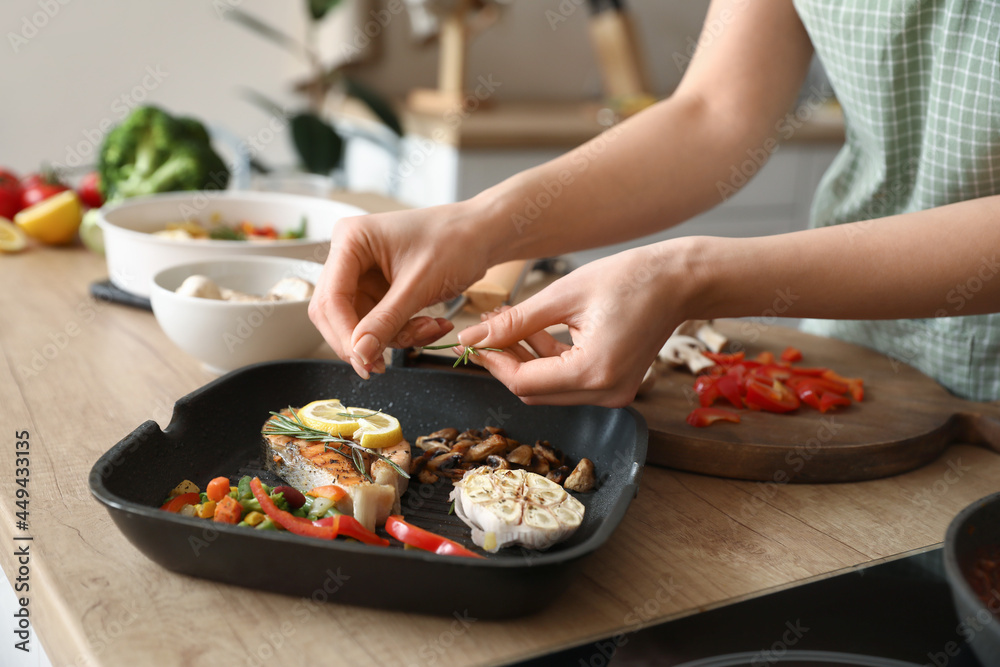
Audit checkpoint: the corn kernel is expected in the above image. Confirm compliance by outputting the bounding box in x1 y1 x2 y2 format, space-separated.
196 501 217 519
243 511 266 527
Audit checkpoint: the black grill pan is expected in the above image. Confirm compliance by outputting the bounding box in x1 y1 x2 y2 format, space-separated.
89 360 647 618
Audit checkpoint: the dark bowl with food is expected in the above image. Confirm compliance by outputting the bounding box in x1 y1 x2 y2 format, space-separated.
943 490 1000 665
89 360 647 618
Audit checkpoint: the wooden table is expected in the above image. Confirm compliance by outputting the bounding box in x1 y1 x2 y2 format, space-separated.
2 195 999 667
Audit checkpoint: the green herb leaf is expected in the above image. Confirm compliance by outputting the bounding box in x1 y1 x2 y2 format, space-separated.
290 112 344 174
307 0 343 21
345 76 403 136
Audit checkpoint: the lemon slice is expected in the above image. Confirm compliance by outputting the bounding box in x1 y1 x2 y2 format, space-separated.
348 408 403 450
0 218 27 253
14 191 83 245
297 399 360 437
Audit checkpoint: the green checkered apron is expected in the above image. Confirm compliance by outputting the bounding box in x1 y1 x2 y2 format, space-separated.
792 0 1000 400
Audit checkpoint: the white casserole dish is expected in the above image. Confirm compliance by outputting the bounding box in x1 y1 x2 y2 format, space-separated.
97 191 365 298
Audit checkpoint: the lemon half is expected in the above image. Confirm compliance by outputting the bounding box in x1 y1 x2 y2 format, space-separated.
15 190 82 245
0 218 27 253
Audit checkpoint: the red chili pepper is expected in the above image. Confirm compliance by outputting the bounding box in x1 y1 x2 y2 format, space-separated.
160 492 200 513
744 376 800 413
819 392 852 413
385 515 484 558
251 477 389 545
780 346 803 363
686 407 742 427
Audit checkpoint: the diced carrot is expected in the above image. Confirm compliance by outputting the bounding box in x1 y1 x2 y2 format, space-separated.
213 495 242 524
308 485 347 502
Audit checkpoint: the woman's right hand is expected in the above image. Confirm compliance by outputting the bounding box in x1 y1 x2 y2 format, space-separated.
308 200 504 378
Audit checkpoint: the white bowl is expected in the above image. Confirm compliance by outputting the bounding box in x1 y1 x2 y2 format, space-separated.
150 257 326 374
98 190 365 298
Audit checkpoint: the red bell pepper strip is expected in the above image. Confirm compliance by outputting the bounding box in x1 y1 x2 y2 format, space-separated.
793 379 824 410
694 374 721 407
703 351 745 366
312 515 390 547
822 370 864 401
715 373 744 409
385 516 485 558
252 477 390 545
780 346 803 363
755 350 775 364
686 407 742 427
819 392 852 413
161 492 200 513
744 376 800 413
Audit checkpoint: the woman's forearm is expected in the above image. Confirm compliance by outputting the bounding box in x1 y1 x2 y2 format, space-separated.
689 195 1000 322
470 0 814 266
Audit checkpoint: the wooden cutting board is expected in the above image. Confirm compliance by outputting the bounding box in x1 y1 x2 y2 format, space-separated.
633 320 1000 483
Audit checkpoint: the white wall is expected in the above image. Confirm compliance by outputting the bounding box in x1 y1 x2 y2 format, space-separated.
1 1 711 177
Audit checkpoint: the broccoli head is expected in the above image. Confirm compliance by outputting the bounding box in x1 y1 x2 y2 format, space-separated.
98 105 230 202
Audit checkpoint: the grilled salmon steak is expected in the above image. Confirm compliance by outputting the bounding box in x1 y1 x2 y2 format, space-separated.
262 411 410 531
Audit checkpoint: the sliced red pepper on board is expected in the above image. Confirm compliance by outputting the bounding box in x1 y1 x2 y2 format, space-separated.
754 350 775 365
703 351 745 366
160 492 200 513
793 379 824 410
715 373 744 409
819 392 852 413
780 346 803 363
823 370 864 401
385 515 484 558
686 407 742 427
694 374 721 408
744 376 800 413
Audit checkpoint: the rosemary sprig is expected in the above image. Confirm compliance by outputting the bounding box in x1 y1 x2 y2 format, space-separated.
421 343 503 368
262 409 410 482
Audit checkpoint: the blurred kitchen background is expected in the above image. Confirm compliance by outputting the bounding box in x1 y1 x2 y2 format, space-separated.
2 0 843 265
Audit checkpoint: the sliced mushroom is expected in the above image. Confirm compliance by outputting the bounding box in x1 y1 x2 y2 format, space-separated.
564 458 596 493
417 469 440 485
526 455 551 476
409 452 432 476
467 434 509 462
414 440 452 456
428 451 464 474
485 454 510 470
456 429 482 443
658 335 714 374
427 427 459 441
506 444 534 467
696 321 727 353
546 466 571 485
483 426 504 436
533 442 562 467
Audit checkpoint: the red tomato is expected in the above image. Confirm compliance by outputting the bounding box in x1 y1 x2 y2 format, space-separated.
77 171 104 208
21 173 69 209
0 169 22 220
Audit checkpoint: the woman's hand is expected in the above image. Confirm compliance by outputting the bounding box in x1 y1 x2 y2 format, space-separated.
308 201 504 378
455 241 701 407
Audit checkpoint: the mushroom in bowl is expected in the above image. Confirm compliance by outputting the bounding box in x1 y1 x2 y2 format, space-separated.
149 256 326 374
